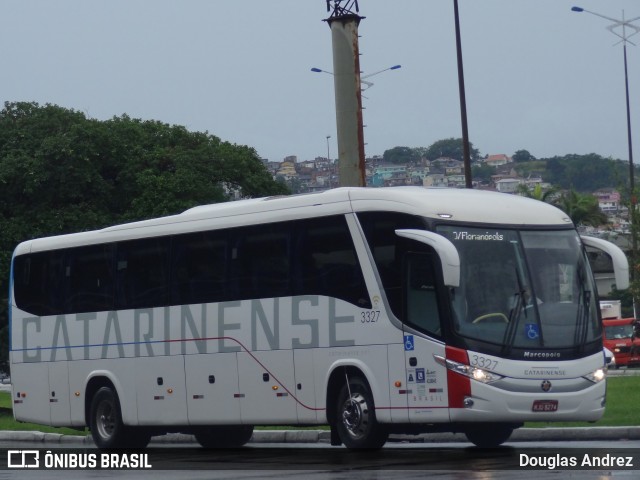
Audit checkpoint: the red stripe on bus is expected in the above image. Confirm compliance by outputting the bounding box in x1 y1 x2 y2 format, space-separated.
446 345 471 408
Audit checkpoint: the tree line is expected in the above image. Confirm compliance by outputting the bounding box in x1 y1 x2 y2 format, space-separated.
383 140 635 195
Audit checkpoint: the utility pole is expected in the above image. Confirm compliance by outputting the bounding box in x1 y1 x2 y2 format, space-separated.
453 0 472 188
324 0 366 187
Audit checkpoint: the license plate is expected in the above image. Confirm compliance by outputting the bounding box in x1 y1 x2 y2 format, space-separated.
532 400 558 412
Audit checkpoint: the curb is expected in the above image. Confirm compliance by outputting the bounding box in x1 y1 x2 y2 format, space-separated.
1 427 639 445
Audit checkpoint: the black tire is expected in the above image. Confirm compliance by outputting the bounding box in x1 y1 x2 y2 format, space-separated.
464 423 514 448
89 386 151 449
335 376 388 449
194 425 254 449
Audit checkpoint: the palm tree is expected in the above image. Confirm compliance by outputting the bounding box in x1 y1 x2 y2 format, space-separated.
554 189 607 227
516 183 557 203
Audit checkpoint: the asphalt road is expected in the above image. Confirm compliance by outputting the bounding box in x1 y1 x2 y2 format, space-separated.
2 372 640 478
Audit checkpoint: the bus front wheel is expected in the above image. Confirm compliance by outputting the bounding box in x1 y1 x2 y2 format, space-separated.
89 386 150 449
335 377 388 449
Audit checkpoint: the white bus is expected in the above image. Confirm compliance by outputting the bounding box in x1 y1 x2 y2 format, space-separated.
9 187 629 449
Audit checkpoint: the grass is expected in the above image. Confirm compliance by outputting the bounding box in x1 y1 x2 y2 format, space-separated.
0 392 87 436
0 376 638 434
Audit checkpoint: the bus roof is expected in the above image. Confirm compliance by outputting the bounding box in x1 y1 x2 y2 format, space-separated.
15 187 573 255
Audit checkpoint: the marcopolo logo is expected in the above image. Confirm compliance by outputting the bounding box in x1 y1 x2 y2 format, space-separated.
7 450 39 468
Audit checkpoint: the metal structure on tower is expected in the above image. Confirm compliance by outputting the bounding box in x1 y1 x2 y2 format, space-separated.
326 0 360 19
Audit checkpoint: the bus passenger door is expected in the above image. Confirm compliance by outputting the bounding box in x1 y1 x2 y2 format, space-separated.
403 252 449 422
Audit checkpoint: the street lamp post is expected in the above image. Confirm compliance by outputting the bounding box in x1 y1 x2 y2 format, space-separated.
326 134 333 188
326 134 331 162
572 6 640 314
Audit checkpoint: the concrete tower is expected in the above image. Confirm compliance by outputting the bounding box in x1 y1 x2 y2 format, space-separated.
324 0 365 187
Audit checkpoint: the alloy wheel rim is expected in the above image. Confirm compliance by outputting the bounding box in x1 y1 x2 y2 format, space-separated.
341 392 369 439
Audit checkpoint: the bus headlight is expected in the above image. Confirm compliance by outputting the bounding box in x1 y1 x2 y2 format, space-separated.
583 368 606 383
434 355 503 384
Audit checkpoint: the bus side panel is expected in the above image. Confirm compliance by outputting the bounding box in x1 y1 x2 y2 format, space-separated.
48 361 71 426
237 350 296 424
135 356 188 426
404 336 449 423
387 343 409 423
293 348 319 424
185 352 241 425
11 361 50 425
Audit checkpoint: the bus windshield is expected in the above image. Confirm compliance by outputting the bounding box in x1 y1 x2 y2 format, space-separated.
437 226 600 351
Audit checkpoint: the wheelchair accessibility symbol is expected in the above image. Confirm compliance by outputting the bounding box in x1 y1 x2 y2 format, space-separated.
404 335 415 351
525 324 540 340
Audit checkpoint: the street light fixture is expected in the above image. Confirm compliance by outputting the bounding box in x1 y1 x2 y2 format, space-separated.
360 65 402 92
326 134 331 161
311 64 401 93
572 5 640 313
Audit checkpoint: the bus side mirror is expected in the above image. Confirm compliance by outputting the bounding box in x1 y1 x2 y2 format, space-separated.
580 235 629 290
395 229 460 287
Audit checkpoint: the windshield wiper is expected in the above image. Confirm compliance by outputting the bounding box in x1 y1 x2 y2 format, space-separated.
502 239 540 355
502 291 522 356
502 264 528 356
574 262 591 352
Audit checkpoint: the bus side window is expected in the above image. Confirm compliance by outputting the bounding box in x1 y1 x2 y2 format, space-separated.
296 216 371 308
170 231 228 305
64 244 115 314
357 211 426 317
405 253 442 338
231 225 291 301
116 238 170 310
14 251 64 316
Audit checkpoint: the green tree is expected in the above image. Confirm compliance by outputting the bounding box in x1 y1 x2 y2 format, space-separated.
471 162 495 183
425 138 481 162
543 153 630 192
512 149 536 162
0 101 288 371
382 146 422 164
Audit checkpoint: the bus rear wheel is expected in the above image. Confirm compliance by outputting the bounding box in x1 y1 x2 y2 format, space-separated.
335 377 388 449
90 386 150 449
194 426 254 448
464 423 514 448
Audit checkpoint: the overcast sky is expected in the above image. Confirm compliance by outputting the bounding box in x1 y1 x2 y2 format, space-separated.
1 0 639 163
